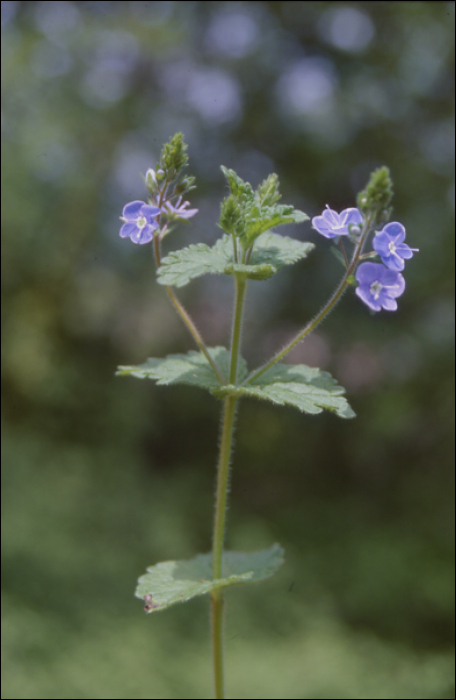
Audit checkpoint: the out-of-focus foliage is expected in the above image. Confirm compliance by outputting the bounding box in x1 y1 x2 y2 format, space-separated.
2 2 454 699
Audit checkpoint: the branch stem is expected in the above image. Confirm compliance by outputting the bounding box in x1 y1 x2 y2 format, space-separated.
243 215 374 385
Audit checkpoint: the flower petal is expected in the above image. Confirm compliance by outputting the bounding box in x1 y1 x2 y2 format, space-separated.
395 243 415 260
140 204 161 219
355 286 382 312
123 200 146 219
372 231 391 256
382 253 405 272
356 262 383 285
383 222 405 240
381 297 398 311
311 215 336 238
120 222 138 238
131 224 156 244
340 208 363 227
321 206 340 228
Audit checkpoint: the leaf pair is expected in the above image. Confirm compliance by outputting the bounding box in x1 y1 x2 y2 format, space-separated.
117 347 355 419
157 231 314 287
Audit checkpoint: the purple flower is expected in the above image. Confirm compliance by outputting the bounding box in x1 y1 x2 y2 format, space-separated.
355 262 405 312
373 222 418 272
162 196 198 221
312 205 363 239
120 201 160 244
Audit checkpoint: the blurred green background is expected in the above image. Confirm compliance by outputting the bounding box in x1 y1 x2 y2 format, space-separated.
2 2 454 698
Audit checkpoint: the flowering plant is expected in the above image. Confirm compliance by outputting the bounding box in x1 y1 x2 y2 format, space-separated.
116 134 417 699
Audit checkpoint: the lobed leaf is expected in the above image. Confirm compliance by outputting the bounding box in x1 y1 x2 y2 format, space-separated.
158 232 314 287
214 363 356 419
116 347 247 390
135 544 285 613
242 204 309 248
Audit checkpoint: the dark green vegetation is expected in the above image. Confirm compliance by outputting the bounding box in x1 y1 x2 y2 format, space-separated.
2 2 454 698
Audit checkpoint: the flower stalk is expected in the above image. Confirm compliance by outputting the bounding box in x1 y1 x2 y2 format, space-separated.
244 213 374 386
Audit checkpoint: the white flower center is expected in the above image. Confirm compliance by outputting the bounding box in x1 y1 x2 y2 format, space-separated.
388 240 397 254
137 215 147 230
370 280 383 300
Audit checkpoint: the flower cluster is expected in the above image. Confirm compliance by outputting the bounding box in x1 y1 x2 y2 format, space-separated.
119 133 198 245
312 206 418 312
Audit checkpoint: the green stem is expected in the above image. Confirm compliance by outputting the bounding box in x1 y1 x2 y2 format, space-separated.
210 271 249 698
152 224 226 384
211 395 238 699
229 275 248 384
244 214 374 386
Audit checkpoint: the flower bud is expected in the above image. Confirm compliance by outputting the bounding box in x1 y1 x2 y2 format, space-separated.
145 168 164 195
356 166 393 220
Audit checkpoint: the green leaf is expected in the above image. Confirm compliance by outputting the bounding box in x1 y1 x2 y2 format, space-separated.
219 165 309 248
157 242 228 287
242 204 309 248
116 347 247 391
135 544 285 613
214 363 356 419
250 232 314 267
157 233 314 287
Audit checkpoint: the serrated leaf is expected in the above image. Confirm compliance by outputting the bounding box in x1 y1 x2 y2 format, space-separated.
242 204 309 248
158 233 314 287
135 544 284 613
250 232 314 267
214 363 355 419
157 242 227 287
116 347 247 391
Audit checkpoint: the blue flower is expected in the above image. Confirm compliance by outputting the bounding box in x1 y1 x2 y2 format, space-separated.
120 201 161 244
355 262 405 312
312 205 363 239
373 222 418 272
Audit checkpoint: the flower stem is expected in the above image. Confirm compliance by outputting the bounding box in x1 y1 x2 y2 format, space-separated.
243 214 374 385
152 232 226 384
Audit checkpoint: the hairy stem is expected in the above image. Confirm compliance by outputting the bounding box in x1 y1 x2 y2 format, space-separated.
210 270 249 698
211 394 238 699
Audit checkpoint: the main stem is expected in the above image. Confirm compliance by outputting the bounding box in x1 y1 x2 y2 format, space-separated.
211 394 238 699
210 274 248 699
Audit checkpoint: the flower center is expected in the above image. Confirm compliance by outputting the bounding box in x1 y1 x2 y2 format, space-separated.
388 240 397 254
370 280 383 299
137 215 147 230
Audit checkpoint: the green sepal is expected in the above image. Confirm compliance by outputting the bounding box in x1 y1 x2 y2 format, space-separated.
157 232 314 287
215 364 355 419
330 245 348 268
135 544 285 613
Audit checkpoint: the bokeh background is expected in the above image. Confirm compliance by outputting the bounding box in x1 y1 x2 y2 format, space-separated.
2 2 454 698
